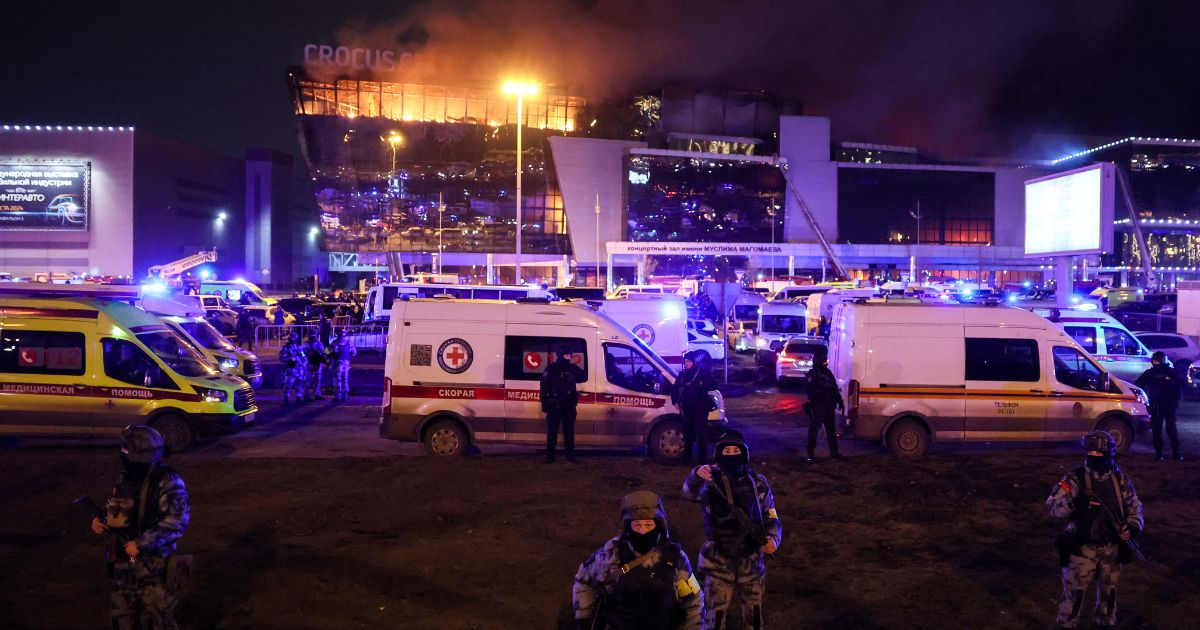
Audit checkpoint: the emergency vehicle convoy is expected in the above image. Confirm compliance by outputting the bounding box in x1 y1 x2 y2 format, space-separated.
380 298 726 459
143 296 263 387
0 289 257 452
829 302 1150 457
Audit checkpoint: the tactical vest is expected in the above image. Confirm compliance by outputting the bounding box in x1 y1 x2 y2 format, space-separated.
1069 466 1126 545
107 465 169 540
706 472 763 558
605 542 685 630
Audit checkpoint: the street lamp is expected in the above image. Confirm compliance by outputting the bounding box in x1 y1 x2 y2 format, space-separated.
502 80 537 283
381 131 404 175
438 191 445 274
595 192 601 288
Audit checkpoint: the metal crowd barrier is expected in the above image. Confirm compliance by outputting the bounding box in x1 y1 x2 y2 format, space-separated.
253 324 388 351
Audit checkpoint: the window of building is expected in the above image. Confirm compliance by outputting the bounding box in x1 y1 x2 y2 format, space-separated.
603 343 666 394
965 338 1039 382
102 338 176 389
1102 327 1146 356
1064 326 1098 353
504 336 587 381
0 330 86 376
837 169 994 245
1053 346 1105 392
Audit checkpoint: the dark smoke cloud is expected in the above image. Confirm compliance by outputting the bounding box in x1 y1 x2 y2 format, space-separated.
325 0 1180 157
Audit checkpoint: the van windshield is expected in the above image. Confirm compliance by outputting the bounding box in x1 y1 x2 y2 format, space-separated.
633 337 677 378
137 331 215 377
734 305 759 321
178 320 235 351
762 315 807 334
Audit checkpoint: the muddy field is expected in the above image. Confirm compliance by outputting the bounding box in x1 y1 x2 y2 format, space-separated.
3 431 1199 629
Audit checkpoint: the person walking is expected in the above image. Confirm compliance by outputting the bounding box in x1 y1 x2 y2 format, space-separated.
281 333 306 404
89 425 191 630
540 345 584 463
804 346 844 462
273 306 285 327
1135 351 1185 461
682 430 782 629
329 330 357 401
572 491 703 629
673 351 718 463
235 310 255 351
302 333 327 401
1046 430 1144 629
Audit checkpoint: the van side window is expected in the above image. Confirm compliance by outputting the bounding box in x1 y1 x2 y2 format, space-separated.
1052 346 1104 392
504 336 587 381
499 290 525 300
1063 326 1097 353
1102 327 1145 356
102 338 176 389
473 289 500 300
0 330 86 376
604 344 665 394
965 338 1039 382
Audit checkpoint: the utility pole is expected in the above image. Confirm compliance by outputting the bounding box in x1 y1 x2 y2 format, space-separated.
438 191 445 274
595 192 601 288
910 200 923 284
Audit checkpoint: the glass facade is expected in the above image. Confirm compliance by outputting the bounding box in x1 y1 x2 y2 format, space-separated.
837 168 994 245
625 155 784 243
289 71 583 255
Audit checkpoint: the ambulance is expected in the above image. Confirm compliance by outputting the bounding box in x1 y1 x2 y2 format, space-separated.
829 301 1150 457
596 294 689 368
142 296 264 387
0 291 257 452
380 298 726 458
755 301 810 352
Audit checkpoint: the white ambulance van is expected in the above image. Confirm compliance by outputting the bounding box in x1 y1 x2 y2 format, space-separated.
380 298 726 458
1037 309 1153 382
830 302 1150 457
805 288 880 334
756 301 810 352
597 294 689 368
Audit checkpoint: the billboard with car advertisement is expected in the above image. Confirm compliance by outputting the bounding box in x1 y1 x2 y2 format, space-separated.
0 162 90 231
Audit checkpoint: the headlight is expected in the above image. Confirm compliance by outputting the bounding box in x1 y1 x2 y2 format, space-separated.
195 387 228 403
217 356 239 370
1131 385 1149 407
755 337 767 347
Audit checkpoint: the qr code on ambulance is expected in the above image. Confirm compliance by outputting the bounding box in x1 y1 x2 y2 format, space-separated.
410 344 433 366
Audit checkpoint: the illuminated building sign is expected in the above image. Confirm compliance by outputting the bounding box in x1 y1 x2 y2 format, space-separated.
0 161 90 231
303 44 413 71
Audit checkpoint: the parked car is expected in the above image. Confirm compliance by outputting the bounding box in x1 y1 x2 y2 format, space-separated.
687 318 718 336
727 320 758 353
1133 332 1199 369
687 329 726 362
775 337 828 386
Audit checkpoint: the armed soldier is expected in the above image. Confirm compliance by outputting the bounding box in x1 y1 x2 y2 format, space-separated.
281 332 306 404
803 346 843 462
89 425 191 629
540 345 585 463
682 430 782 629
302 333 327 401
329 329 358 401
573 491 703 629
1046 430 1144 629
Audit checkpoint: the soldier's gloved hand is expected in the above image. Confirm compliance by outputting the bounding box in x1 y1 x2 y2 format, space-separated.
760 539 778 554
696 465 712 481
1120 526 1132 541
90 517 107 535
124 541 140 558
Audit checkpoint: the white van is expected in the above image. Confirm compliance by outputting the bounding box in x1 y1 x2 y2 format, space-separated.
598 294 688 368
805 288 880 334
730 290 767 323
771 285 833 302
363 283 556 322
380 299 726 458
830 302 1150 457
608 284 668 299
1037 310 1153 382
199 280 275 306
756 301 810 352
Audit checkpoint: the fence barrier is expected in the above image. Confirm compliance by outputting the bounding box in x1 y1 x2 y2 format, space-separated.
253 324 388 351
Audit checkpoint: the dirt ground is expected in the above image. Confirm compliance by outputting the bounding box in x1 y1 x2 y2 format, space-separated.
3 433 1199 629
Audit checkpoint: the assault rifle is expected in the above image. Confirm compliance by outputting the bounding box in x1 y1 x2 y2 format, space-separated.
72 495 136 564
711 471 768 552
1079 487 1148 563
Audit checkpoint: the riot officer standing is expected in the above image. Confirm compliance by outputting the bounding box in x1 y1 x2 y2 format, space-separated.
540 345 585 463
1135 351 1185 461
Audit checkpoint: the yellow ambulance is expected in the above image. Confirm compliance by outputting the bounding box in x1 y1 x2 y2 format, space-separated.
0 292 256 451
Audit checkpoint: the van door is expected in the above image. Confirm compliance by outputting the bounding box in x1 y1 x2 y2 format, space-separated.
502 330 591 443
962 331 1047 440
596 342 672 444
1046 346 1113 439
0 327 94 435
1097 326 1152 381
93 337 187 433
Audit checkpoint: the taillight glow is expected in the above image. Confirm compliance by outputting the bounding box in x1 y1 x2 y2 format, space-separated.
847 379 860 420
382 376 393 417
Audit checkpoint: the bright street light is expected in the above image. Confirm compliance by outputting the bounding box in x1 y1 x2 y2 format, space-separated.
502 80 538 282
216 210 228 222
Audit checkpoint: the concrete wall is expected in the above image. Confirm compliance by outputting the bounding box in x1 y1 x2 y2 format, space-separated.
0 128 135 276
993 167 1030 248
778 116 839 244
548 136 647 265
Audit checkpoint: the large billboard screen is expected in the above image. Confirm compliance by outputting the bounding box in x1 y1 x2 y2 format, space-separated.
0 162 90 231
1024 163 1114 257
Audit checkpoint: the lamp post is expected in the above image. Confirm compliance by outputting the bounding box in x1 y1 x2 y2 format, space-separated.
438 191 445 274
595 192 601 288
910 200 923 283
503 81 537 283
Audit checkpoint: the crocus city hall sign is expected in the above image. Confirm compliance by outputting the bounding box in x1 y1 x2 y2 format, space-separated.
303 44 414 71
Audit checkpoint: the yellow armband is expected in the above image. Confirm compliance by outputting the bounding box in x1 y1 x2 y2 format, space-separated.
675 572 701 598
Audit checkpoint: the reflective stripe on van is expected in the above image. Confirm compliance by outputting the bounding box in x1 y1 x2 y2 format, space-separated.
0 306 99 319
859 386 1136 403
390 384 668 408
0 381 202 402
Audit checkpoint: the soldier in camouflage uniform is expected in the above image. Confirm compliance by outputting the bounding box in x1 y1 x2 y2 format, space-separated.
301 333 327 401
89 425 190 630
281 333 306 403
329 330 357 401
1046 430 1144 629
682 430 781 630
573 490 703 629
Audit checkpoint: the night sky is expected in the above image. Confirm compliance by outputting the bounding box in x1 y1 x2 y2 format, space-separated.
3 1 1197 162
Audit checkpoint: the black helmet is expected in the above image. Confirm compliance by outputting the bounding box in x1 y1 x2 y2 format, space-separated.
1081 430 1116 457
121 425 165 464
619 490 670 536
713 429 750 464
1151 351 1168 364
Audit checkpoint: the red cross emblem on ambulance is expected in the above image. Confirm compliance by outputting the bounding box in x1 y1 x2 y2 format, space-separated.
632 324 656 345
437 338 474 374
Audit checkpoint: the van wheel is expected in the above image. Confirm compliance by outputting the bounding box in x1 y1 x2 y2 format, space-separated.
886 418 929 457
423 419 468 457
649 420 687 460
1098 417 1134 454
153 414 195 453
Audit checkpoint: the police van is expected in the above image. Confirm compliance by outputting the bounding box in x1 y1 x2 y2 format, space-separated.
829 301 1150 457
363 283 556 322
0 289 257 452
1038 309 1153 382
756 301 810 352
380 298 726 458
